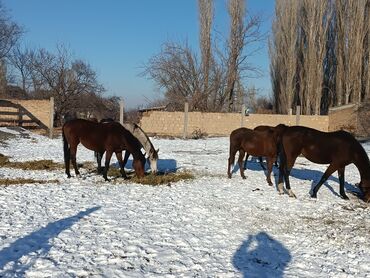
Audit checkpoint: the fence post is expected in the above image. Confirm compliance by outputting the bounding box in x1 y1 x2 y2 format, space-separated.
183 102 189 139
119 98 124 125
296 105 301 126
49 97 54 138
240 104 245 127
18 107 23 127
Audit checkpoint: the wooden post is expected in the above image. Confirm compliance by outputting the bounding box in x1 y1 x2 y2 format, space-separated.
241 104 245 127
289 108 293 115
49 97 54 138
119 98 124 125
18 107 23 127
296 105 301 126
183 102 189 139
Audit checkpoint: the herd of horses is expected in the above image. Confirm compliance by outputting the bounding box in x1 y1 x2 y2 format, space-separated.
61 118 370 203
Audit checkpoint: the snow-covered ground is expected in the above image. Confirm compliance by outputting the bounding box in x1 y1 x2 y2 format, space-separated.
0 127 369 277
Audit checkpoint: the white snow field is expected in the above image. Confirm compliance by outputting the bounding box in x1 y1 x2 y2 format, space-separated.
0 127 369 277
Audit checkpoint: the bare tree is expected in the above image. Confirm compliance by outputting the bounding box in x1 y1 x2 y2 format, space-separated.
7 44 33 92
225 0 263 112
270 0 299 114
29 45 104 123
300 0 330 114
143 42 203 111
0 3 22 95
0 3 22 60
225 0 245 111
198 0 213 110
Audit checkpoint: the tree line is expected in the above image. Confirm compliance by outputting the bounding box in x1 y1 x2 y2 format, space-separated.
270 0 370 115
0 3 119 125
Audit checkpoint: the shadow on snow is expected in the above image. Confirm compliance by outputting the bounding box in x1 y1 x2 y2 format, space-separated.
234 157 360 197
233 232 291 278
115 158 178 173
0 206 101 276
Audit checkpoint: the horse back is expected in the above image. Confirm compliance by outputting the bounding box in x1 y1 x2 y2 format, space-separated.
282 126 359 165
230 127 277 156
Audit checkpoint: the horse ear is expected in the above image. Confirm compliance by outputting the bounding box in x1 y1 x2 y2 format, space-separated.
156 148 159 153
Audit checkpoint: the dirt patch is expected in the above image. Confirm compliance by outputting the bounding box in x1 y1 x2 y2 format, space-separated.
0 154 63 170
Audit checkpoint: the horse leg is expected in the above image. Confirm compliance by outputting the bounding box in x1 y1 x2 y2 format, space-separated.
115 151 128 179
227 147 237 178
96 151 104 174
266 157 274 186
259 156 266 170
123 150 130 169
103 150 113 182
243 153 249 170
278 155 297 197
338 167 349 200
70 145 80 178
238 149 246 179
64 145 71 178
310 164 337 198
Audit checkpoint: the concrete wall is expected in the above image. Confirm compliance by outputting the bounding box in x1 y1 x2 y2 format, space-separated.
0 99 52 129
139 110 329 137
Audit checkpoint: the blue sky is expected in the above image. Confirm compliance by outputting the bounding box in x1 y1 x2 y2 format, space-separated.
4 0 275 109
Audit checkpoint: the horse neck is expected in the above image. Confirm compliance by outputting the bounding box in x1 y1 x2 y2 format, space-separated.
123 123 154 157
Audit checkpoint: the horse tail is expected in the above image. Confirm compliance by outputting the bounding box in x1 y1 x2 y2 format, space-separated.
62 127 70 167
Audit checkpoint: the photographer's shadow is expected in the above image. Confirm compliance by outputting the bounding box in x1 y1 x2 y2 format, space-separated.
233 232 291 278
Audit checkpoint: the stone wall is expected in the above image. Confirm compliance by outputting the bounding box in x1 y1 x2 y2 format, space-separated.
0 99 52 129
328 102 370 138
139 111 329 137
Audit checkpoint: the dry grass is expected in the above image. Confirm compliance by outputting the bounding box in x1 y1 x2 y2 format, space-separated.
0 178 59 186
131 171 194 185
0 154 63 170
0 153 195 186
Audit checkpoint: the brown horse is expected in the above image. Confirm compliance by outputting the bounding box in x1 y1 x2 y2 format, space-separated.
244 125 281 170
227 124 287 186
278 126 370 201
62 119 146 181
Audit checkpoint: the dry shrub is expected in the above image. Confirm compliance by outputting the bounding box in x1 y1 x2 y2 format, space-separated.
191 128 208 139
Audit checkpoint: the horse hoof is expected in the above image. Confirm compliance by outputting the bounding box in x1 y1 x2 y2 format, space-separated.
242 176 246 180
228 175 232 179
288 190 296 198
310 193 317 198
341 195 349 200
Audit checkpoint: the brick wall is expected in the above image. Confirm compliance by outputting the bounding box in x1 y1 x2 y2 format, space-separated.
0 99 52 129
139 111 329 137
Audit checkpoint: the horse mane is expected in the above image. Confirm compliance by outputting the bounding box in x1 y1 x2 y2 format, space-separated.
122 123 157 159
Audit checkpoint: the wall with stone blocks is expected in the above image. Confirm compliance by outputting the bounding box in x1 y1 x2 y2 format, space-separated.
139 111 329 137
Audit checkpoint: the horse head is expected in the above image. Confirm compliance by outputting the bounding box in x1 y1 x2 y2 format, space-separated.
359 180 370 203
148 148 159 174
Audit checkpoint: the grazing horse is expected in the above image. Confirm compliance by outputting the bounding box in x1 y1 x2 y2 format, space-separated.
244 125 282 170
122 123 159 173
62 119 146 181
278 126 370 201
227 124 287 186
96 119 159 174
